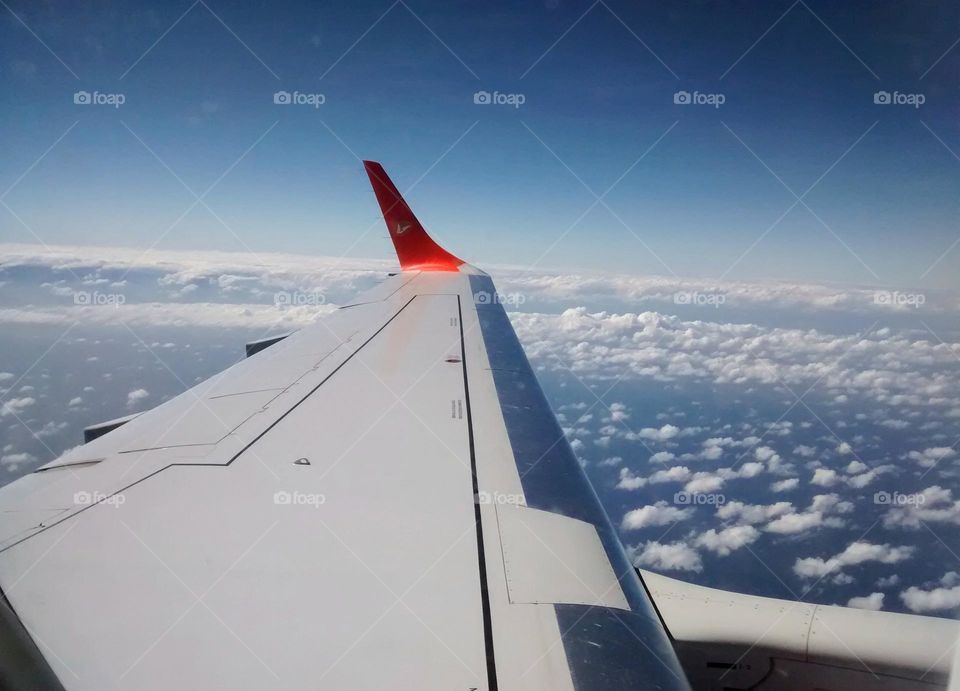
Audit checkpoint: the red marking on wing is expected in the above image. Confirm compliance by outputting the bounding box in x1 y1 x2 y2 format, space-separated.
363 161 464 272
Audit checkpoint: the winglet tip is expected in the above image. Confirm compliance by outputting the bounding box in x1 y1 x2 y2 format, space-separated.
363 161 465 272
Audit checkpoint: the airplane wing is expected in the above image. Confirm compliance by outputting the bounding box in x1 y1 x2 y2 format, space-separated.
0 163 691 690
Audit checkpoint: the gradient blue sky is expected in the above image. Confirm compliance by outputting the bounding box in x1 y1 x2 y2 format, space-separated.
1 0 958 288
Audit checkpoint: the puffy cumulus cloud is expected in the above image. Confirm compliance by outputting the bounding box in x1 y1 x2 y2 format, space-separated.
882 486 960 529
811 468 839 487
648 466 691 484
695 525 760 556
732 494 854 535
616 467 646 490
0 397 35 417
684 472 725 494
598 456 623 467
793 542 915 579
765 511 826 535
126 388 150 409
847 593 884 610
900 573 960 613
507 308 960 413
621 501 694 530
771 478 799 492
876 574 901 588
717 501 794 525
845 460 868 474
649 451 675 464
1 452 37 472
905 447 956 469
631 541 703 573
634 424 680 442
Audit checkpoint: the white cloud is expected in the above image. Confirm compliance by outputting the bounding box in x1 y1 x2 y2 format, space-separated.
632 541 703 573
717 501 793 525
616 467 646 490
684 472 725 494
1 452 37 472
126 388 150 409
507 307 960 415
635 424 679 442
876 574 901 588
0 397 35 417
794 542 915 578
845 460 868 474
621 501 693 530
695 525 759 556
882 485 960 529
900 583 960 613
649 451 675 464
765 511 825 535
648 466 691 484
847 593 884 610
811 468 839 487
906 447 956 468
771 478 799 492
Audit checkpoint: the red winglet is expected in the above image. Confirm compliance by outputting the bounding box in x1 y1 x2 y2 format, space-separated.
363 161 464 272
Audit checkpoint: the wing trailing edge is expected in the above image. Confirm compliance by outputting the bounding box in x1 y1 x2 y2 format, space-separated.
363 161 465 272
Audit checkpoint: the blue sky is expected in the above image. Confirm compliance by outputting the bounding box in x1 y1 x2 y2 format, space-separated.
2 0 958 288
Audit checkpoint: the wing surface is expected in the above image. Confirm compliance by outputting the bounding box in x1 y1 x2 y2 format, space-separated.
0 165 689 691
